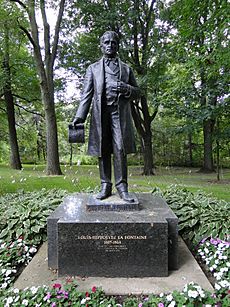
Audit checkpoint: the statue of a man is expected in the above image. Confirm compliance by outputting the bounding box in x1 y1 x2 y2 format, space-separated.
73 31 140 202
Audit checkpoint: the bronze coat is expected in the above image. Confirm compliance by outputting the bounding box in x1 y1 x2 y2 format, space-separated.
75 58 139 157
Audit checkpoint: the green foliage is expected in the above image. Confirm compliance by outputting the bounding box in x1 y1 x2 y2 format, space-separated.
0 189 67 244
154 185 229 243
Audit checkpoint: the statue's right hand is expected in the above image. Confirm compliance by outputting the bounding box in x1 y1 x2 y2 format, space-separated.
72 117 84 126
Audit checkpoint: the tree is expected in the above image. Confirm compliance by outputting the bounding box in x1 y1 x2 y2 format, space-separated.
0 1 23 169
11 0 66 175
166 0 229 172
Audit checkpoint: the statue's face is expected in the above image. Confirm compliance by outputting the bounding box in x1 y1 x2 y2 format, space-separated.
101 33 118 58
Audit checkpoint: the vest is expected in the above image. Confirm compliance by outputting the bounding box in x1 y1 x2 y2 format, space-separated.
104 61 120 105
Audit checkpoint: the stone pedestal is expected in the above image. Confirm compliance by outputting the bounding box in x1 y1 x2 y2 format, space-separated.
47 193 178 277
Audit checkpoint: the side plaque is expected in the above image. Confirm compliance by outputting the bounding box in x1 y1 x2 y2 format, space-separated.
58 222 168 277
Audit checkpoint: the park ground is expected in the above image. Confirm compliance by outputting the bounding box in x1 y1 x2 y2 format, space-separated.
0 164 229 201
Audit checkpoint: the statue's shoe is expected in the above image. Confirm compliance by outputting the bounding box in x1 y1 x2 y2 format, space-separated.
96 188 112 200
119 191 135 203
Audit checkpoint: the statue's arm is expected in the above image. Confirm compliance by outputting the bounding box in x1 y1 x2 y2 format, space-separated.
126 68 140 100
73 66 94 124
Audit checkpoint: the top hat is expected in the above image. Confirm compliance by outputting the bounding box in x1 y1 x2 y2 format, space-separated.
68 124 85 144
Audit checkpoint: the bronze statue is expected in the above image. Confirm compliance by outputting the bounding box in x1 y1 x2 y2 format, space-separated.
73 31 140 202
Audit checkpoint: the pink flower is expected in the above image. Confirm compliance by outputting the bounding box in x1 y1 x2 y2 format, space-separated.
210 238 218 245
44 292 51 301
200 237 208 244
92 286 97 293
53 283 62 289
158 303 164 307
64 292 69 299
85 291 89 297
138 304 143 307
51 303 56 307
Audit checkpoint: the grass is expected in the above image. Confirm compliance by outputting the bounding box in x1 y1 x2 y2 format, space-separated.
0 164 229 201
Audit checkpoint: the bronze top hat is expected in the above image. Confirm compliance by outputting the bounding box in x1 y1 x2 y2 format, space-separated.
68 124 85 143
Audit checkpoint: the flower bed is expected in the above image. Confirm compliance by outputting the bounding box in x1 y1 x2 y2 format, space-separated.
0 189 229 306
0 237 229 306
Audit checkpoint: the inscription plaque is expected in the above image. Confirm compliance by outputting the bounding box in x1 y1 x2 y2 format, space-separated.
58 222 168 277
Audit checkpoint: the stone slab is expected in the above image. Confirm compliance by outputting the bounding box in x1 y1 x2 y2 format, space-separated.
47 193 178 276
14 238 214 295
87 193 140 211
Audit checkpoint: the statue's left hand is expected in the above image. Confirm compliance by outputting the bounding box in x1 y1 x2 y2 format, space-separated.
117 81 130 95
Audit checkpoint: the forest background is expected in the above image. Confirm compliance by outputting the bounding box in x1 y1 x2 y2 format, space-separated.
0 0 229 180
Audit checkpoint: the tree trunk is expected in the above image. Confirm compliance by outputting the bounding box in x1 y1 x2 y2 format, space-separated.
131 95 155 175
2 26 22 170
141 132 154 175
188 133 193 167
41 86 62 175
69 144 73 166
4 85 22 170
200 119 215 172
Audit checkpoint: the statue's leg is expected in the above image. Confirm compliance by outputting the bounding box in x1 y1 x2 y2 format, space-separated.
110 105 134 202
96 105 112 200
96 155 112 200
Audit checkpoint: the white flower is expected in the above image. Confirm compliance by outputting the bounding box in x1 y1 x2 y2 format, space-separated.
29 247 37 254
159 292 164 297
166 294 173 301
1 282 8 289
5 270 12 277
24 246 29 252
215 283 221 290
1 243 6 248
216 273 222 281
5 297 14 305
22 299 29 306
81 298 87 304
168 301 176 307
13 288 19 294
226 262 230 267
220 280 229 288
14 296 20 302
30 286 38 294
204 248 209 254
188 290 198 298
200 290 205 298
215 259 219 264
205 305 212 307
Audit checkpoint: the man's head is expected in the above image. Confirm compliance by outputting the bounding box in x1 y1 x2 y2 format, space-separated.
100 31 119 58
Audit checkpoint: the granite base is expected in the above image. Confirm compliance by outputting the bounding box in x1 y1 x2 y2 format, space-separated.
47 193 178 277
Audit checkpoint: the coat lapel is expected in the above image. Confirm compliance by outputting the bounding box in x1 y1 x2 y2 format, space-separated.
119 59 127 82
97 58 105 95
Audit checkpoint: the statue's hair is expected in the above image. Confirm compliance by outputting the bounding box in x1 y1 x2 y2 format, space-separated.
100 31 119 46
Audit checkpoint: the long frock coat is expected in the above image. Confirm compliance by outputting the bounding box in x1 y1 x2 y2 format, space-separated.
75 58 140 157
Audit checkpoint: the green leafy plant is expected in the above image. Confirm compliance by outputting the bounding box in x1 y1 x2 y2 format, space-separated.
153 185 229 243
0 189 67 244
